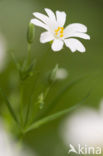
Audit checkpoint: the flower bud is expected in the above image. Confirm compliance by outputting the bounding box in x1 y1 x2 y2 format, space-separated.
27 22 35 44
48 64 68 83
55 68 68 80
49 64 58 83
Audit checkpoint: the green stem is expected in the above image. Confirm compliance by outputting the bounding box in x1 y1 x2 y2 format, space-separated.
24 76 39 126
24 103 79 133
22 43 32 72
19 81 24 126
27 43 32 65
24 92 89 133
35 76 87 120
31 82 54 123
0 88 19 125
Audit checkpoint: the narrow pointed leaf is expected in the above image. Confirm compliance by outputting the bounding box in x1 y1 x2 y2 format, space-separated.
36 76 87 120
25 104 78 133
0 88 19 124
10 50 20 71
25 92 89 133
21 60 36 80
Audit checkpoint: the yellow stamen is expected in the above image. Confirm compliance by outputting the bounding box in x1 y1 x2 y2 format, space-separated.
60 34 63 37
60 30 63 33
55 27 64 38
55 29 58 33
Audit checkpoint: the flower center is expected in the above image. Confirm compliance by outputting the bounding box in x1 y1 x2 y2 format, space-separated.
55 27 64 38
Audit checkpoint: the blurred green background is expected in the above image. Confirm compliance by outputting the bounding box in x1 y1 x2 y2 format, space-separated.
0 0 103 155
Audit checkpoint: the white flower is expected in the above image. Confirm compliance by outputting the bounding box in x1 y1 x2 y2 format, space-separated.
0 120 35 156
60 100 103 147
31 8 90 52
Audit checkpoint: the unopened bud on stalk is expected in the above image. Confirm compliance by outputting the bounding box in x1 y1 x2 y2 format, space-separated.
49 64 58 83
27 22 35 44
49 64 68 83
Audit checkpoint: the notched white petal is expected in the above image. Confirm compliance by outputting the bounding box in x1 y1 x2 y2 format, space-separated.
64 38 86 53
40 31 54 43
64 32 90 40
44 8 56 21
33 12 49 24
56 11 66 27
31 19 49 30
31 9 90 52
44 8 57 29
51 39 64 52
64 23 87 33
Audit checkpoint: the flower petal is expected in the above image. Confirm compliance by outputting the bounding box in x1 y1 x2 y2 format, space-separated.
56 11 66 27
51 39 64 52
33 12 49 25
31 19 49 30
40 31 54 43
64 38 86 52
64 23 87 34
45 8 56 22
64 32 90 40
44 8 58 30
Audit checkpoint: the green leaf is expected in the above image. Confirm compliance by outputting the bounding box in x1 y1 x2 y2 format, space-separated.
20 60 36 81
36 76 87 120
0 88 19 124
24 93 89 133
10 50 21 71
24 104 78 133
